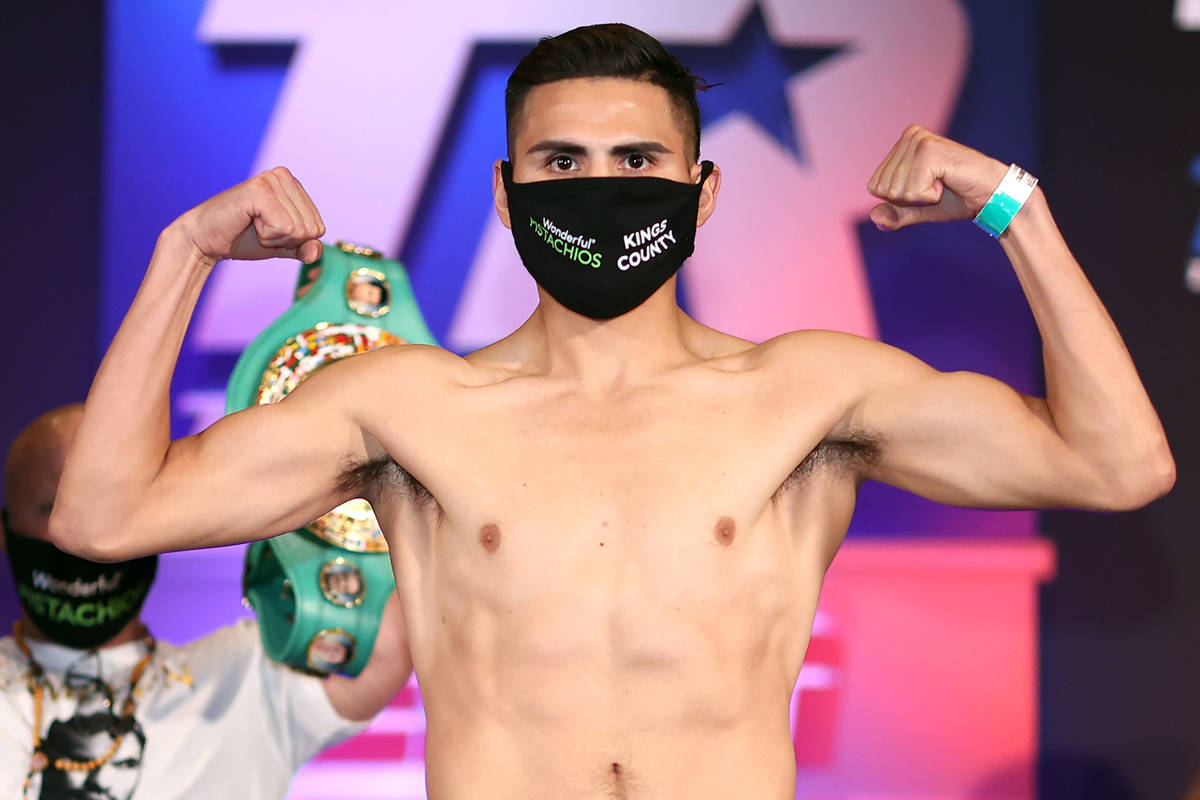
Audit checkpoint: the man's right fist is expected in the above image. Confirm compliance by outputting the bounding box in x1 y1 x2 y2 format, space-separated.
172 167 326 265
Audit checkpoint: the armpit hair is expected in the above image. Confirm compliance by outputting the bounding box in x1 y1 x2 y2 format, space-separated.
774 431 882 499
336 456 438 510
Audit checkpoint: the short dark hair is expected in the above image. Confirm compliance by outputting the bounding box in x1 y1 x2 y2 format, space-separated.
505 23 709 162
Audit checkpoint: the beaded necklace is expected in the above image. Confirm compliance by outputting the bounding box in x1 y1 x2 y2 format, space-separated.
13 619 155 800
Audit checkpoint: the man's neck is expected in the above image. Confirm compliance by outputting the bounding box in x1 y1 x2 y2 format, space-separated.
17 612 145 650
517 278 699 387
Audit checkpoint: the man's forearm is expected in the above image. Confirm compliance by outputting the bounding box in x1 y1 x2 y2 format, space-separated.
1001 190 1175 504
51 226 214 557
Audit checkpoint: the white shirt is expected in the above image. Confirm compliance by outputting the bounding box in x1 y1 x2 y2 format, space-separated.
0 619 369 799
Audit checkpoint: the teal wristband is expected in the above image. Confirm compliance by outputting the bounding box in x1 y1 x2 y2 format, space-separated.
973 164 1038 238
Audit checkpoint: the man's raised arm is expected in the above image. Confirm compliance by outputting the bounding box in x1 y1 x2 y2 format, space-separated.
51 169 366 560
814 126 1174 511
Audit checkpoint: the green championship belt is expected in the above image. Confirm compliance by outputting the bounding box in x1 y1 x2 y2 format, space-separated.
228 241 435 676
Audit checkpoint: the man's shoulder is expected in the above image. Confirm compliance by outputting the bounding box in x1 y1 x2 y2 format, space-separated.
295 343 480 415
182 619 319 682
351 342 492 390
171 618 261 663
160 618 307 692
734 329 889 374
707 330 925 420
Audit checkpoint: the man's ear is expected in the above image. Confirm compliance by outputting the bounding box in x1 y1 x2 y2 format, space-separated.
493 160 513 230
694 162 722 228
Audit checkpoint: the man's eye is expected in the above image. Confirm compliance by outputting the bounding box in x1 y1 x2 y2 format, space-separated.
626 154 646 169
552 155 574 171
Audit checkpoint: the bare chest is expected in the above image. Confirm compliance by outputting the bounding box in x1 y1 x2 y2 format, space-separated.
378 392 852 663
378 381 854 580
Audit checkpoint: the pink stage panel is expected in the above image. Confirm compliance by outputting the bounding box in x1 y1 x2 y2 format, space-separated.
792 539 1055 800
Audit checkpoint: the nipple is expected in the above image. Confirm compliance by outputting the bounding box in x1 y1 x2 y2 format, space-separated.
479 523 501 553
714 516 736 546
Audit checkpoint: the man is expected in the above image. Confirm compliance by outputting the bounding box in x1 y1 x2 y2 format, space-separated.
2 404 413 799
51 23 1173 800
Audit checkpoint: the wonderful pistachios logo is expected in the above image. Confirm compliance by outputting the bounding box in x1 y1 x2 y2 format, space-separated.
529 217 602 268
18 578 151 628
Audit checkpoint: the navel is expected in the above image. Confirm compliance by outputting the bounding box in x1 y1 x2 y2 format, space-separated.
609 761 627 800
714 516 736 546
479 523 501 553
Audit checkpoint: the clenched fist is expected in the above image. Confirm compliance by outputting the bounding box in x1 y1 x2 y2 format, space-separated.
867 125 1010 232
172 167 326 264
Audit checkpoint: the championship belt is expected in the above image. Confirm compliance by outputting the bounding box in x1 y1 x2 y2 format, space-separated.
228 241 435 676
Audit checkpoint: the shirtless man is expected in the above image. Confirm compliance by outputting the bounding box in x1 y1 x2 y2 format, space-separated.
50 23 1173 800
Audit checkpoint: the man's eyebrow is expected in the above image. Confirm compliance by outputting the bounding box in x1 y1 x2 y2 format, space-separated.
523 140 675 157
525 139 588 156
609 141 673 156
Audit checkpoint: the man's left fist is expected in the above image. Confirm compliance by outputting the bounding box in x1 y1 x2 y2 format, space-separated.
867 125 1008 231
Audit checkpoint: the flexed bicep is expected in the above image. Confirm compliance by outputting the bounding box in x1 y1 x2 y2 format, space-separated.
53 358 372 561
853 356 1129 511
151 390 369 553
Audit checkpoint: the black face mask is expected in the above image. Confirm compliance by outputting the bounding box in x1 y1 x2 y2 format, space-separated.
501 160 715 319
3 508 156 650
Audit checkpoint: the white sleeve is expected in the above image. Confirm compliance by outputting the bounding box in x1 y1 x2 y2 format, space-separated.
0 638 36 799
0 667 30 800
244 620 372 770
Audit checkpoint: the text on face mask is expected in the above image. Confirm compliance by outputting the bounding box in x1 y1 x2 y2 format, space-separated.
529 217 603 268
619 219 676 271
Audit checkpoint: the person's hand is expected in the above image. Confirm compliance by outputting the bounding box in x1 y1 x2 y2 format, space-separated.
296 266 322 299
171 167 326 265
867 125 1009 232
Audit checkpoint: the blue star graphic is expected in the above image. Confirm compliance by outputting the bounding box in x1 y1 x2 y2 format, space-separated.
675 4 845 160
